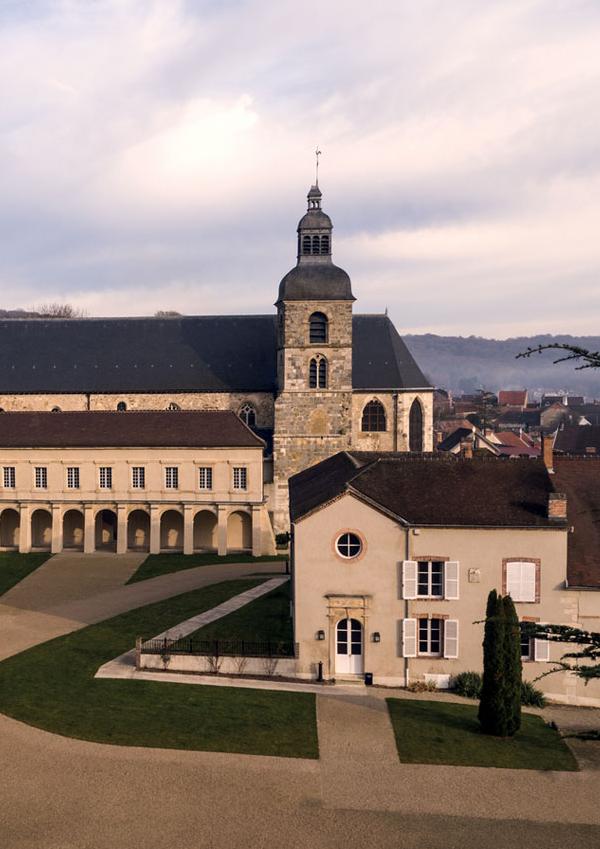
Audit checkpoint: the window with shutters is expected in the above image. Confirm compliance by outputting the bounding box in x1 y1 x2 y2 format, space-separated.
520 622 549 662
417 561 443 597
361 399 386 432
34 467 48 489
99 467 112 489
66 467 80 489
418 618 442 656
504 560 539 602
165 466 179 489
309 312 328 344
309 355 327 389
198 467 213 490
403 559 459 600
233 466 247 490
132 466 145 489
3 466 15 488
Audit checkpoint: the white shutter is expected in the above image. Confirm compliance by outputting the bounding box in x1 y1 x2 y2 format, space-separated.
506 562 522 600
402 618 417 657
402 561 418 599
533 638 550 662
444 619 459 658
521 563 536 602
444 561 460 599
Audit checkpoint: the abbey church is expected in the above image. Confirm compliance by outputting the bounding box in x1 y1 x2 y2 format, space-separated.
0 183 433 542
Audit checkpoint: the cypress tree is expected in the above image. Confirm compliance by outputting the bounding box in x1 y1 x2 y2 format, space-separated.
478 589 507 735
502 594 522 736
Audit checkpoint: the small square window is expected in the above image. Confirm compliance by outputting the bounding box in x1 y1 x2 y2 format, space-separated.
165 466 179 489
198 467 213 490
233 467 247 490
3 466 15 488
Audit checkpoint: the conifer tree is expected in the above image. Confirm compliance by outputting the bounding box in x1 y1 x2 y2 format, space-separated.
478 590 507 736
502 594 522 736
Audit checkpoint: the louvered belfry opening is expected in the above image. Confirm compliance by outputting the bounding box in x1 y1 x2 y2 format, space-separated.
309 312 328 344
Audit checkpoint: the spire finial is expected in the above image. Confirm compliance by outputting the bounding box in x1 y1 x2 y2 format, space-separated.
315 146 322 187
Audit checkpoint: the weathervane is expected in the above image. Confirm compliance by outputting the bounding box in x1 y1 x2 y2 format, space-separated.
315 146 322 186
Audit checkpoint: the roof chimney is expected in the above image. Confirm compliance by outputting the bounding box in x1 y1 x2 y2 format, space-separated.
461 440 473 459
548 492 567 521
542 432 555 473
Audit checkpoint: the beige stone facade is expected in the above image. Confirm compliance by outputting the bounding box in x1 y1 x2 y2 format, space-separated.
0 445 274 556
292 492 600 706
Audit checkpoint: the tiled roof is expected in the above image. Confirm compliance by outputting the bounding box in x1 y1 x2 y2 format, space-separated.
554 425 600 455
0 314 430 394
498 390 527 407
0 411 264 448
290 452 558 528
553 457 600 587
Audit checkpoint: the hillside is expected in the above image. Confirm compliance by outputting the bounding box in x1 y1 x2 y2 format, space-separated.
404 334 600 397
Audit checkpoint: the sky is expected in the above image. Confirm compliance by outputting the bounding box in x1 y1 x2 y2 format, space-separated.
1 0 600 338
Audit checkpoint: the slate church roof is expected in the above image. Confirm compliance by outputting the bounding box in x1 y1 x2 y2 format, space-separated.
0 314 430 395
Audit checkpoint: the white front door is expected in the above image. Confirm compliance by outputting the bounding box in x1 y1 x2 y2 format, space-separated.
335 618 363 675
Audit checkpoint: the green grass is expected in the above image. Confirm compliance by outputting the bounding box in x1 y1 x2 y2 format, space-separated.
0 578 317 759
386 699 577 771
0 552 50 596
186 580 293 643
126 553 285 584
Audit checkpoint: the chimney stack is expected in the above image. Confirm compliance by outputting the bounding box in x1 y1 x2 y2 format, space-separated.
548 492 567 521
461 440 473 459
542 432 555 473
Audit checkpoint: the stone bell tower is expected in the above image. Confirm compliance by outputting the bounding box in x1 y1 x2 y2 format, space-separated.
272 182 355 531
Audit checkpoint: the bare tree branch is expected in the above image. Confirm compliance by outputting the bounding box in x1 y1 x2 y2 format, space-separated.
516 343 600 370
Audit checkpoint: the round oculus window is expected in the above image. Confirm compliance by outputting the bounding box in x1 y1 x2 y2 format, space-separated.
336 532 362 559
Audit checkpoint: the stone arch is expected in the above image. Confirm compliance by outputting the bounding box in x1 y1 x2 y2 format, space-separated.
63 509 84 550
409 398 424 452
31 509 52 550
95 509 117 551
227 510 251 551
0 508 20 549
361 399 387 432
127 509 150 552
309 354 327 389
193 510 218 551
160 509 183 551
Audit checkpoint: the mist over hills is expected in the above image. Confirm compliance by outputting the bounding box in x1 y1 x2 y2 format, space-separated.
404 334 600 397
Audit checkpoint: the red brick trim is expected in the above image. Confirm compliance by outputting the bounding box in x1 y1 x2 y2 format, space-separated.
414 555 450 562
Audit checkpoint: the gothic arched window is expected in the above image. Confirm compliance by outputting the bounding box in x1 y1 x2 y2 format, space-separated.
309 355 328 389
239 403 257 428
309 312 328 344
409 398 424 452
361 399 387 432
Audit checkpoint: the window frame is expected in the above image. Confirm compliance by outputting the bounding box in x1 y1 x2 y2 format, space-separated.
34 466 48 490
198 466 213 491
98 466 113 490
335 532 363 560
239 403 257 428
417 560 444 598
309 312 328 344
232 466 248 491
66 466 80 490
309 354 328 389
418 617 443 657
165 466 179 490
131 466 146 490
2 466 16 489
503 558 540 603
361 399 387 432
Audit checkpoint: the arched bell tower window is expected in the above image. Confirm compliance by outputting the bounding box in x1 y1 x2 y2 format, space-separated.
361 399 387 432
309 355 328 389
239 403 257 428
409 398 424 452
309 312 328 344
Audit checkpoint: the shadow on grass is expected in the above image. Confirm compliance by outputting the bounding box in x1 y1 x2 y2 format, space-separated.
126 553 285 584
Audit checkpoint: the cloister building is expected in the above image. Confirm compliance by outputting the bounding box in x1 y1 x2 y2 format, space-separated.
0 182 433 533
0 411 274 556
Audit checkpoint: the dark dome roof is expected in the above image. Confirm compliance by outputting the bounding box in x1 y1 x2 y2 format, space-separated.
297 209 332 230
277 263 355 302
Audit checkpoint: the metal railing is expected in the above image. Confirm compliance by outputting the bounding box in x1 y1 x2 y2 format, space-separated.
141 636 297 659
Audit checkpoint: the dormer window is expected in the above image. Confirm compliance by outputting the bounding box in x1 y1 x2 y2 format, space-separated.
309 355 328 389
309 312 328 344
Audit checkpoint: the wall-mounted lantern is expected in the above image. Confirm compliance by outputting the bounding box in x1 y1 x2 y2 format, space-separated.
372 632 381 643
316 629 325 641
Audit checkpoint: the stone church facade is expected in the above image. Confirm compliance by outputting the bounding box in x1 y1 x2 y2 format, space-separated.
0 184 433 532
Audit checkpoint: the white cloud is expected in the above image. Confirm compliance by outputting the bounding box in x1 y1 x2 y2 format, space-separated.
0 0 600 337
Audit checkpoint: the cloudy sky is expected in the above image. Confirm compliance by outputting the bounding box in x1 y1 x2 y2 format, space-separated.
1 0 600 337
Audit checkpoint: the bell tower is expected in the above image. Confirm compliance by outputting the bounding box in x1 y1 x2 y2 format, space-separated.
272 181 355 531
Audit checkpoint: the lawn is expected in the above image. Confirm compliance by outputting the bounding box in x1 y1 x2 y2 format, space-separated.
0 578 318 759
186 579 293 644
387 698 577 771
0 552 50 596
126 552 285 584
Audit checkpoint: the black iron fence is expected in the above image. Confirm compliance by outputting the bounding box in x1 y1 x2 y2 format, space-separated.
141 636 297 659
